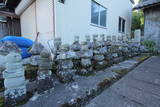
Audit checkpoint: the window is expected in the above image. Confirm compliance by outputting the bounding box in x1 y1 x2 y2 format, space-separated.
118 17 125 33
58 0 65 4
91 1 107 27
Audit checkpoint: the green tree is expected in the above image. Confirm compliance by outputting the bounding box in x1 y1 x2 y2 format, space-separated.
131 10 144 36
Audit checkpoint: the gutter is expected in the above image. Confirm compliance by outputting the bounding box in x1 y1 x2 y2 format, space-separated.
15 0 35 15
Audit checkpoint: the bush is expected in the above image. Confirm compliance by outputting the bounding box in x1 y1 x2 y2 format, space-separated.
142 40 156 52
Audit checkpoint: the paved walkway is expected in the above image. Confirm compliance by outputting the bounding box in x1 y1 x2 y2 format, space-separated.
86 56 160 107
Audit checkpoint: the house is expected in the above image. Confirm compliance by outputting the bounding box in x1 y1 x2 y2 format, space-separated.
1 0 134 46
0 0 21 38
134 0 160 50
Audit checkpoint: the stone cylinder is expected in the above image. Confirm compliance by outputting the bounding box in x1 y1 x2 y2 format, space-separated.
37 49 53 93
56 44 75 83
3 52 26 106
78 42 93 75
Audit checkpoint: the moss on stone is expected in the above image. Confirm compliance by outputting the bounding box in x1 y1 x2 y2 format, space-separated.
0 96 4 107
51 64 57 74
112 69 128 76
25 65 38 71
25 65 38 80
137 56 150 62
0 88 4 92
97 77 114 89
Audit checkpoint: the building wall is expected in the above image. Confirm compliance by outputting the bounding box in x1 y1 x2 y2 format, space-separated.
20 0 54 47
144 6 160 50
36 0 54 47
55 0 132 44
20 0 132 45
20 2 37 40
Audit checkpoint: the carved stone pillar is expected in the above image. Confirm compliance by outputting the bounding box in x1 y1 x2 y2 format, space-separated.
4 52 26 106
37 49 53 93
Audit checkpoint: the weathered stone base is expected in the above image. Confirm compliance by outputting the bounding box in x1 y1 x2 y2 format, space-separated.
77 67 93 76
4 86 26 106
57 70 75 83
112 57 124 64
37 77 53 94
93 61 108 70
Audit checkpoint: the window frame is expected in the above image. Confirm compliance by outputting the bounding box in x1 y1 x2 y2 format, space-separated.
91 0 107 28
118 17 126 33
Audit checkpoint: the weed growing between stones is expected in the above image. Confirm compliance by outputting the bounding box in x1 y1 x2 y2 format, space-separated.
0 96 4 107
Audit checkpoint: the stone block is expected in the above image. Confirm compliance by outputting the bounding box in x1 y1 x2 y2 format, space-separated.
81 59 91 67
94 55 104 61
4 77 25 89
37 77 53 94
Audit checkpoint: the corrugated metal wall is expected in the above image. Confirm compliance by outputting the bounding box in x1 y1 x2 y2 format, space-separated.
0 18 21 38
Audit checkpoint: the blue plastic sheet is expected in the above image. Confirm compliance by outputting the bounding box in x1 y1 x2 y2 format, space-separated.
21 48 32 59
0 36 34 59
1 36 34 48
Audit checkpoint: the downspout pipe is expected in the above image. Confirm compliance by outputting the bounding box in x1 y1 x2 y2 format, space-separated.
15 0 35 15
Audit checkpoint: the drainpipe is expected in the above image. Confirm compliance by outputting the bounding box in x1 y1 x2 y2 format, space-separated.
53 0 56 38
15 0 36 15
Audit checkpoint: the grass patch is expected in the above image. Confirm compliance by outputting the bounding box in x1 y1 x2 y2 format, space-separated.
137 56 150 62
0 96 4 107
97 77 115 89
112 69 128 76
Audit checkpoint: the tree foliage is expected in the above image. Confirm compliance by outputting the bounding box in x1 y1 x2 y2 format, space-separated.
131 10 144 34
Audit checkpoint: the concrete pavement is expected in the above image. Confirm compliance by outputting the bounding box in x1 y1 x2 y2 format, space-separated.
86 56 160 107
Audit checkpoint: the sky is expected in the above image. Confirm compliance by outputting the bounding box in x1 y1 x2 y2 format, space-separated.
133 0 140 6
134 0 140 5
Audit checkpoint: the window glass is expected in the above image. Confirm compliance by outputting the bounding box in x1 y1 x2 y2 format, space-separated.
100 6 106 27
91 1 107 27
91 2 99 25
122 19 125 33
118 17 125 33
119 17 121 32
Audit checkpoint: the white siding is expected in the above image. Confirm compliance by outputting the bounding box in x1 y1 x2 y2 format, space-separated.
20 0 132 45
55 0 132 44
20 0 54 47
20 2 37 40
36 0 54 47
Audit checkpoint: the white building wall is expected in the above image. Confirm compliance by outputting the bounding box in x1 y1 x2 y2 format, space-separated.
36 0 54 47
20 2 37 40
55 0 132 44
20 0 54 47
20 0 132 45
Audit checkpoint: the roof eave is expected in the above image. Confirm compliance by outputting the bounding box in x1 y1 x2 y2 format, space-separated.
133 2 160 10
